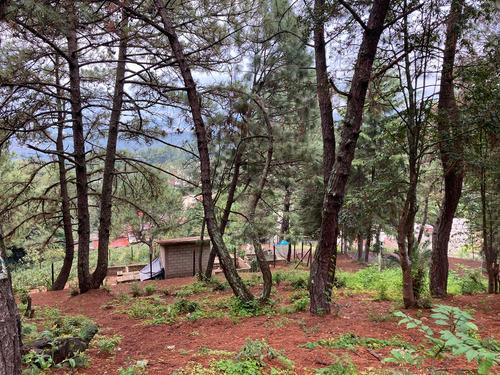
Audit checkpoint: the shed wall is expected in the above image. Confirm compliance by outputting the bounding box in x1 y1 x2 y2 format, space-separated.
160 242 211 278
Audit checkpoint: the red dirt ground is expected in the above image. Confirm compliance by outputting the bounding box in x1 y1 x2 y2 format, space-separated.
28 255 500 374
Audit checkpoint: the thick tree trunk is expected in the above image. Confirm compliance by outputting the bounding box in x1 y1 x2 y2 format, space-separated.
154 0 253 302
66 3 92 294
430 0 464 298
310 0 391 315
0 225 22 375
93 10 129 288
52 58 75 291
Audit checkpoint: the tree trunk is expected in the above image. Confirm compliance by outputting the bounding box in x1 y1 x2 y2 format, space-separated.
52 58 75 291
52 106 75 290
154 0 253 302
364 226 371 263
204 135 244 279
93 9 129 288
430 0 464 298
246 99 274 303
396 9 420 309
481 144 498 293
0 225 22 375
313 0 335 189
310 0 391 315
66 2 92 294
357 234 363 261
279 188 292 243
416 196 429 246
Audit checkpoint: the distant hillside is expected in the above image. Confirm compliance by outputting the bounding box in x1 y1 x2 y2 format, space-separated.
9 132 194 160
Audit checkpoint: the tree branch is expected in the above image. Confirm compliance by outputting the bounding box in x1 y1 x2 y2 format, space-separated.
338 0 368 32
329 77 351 98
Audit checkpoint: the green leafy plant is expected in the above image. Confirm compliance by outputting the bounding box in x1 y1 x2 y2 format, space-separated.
314 354 357 374
93 334 122 355
117 358 148 375
293 296 309 312
384 305 500 374
174 297 199 314
237 338 281 367
130 282 142 297
144 284 157 295
301 333 413 351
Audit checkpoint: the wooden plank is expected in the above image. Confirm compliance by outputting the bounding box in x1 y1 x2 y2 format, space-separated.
116 271 140 283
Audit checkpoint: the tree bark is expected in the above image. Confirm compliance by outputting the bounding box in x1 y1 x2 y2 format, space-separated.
313 0 336 189
204 137 244 279
357 234 363 261
52 57 75 291
0 225 22 375
154 0 253 302
246 99 274 303
52 106 75 290
430 0 464 298
310 0 391 315
279 187 292 243
93 8 129 288
65 2 92 294
364 226 371 263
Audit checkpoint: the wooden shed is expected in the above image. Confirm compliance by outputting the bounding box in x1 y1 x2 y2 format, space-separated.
156 237 211 278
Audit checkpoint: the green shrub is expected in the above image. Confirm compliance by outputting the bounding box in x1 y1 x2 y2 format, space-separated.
274 271 285 286
293 297 309 312
144 284 157 295
314 353 357 375
174 298 199 314
130 282 142 297
290 275 309 290
93 334 122 355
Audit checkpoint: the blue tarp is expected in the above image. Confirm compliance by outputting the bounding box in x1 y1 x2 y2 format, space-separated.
139 256 164 281
277 240 290 246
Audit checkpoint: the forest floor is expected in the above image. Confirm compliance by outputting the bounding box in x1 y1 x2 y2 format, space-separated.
27 255 500 375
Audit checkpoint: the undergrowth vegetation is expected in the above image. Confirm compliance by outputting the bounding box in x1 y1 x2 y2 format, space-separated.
14 256 497 374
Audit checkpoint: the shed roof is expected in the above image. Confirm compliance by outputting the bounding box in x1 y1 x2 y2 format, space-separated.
156 237 210 246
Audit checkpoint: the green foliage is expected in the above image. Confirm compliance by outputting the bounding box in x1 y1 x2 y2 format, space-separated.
130 282 142 297
237 338 281 367
292 296 309 312
385 305 500 374
174 297 200 314
209 338 294 374
230 297 268 317
274 270 285 286
301 333 414 351
314 354 357 375
289 275 309 290
117 358 148 375
22 349 87 372
144 284 157 295
339 265 402 298
93 334 122 355
457 267 487 295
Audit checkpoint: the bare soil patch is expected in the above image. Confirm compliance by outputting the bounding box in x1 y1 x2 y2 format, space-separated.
27 254 499 374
